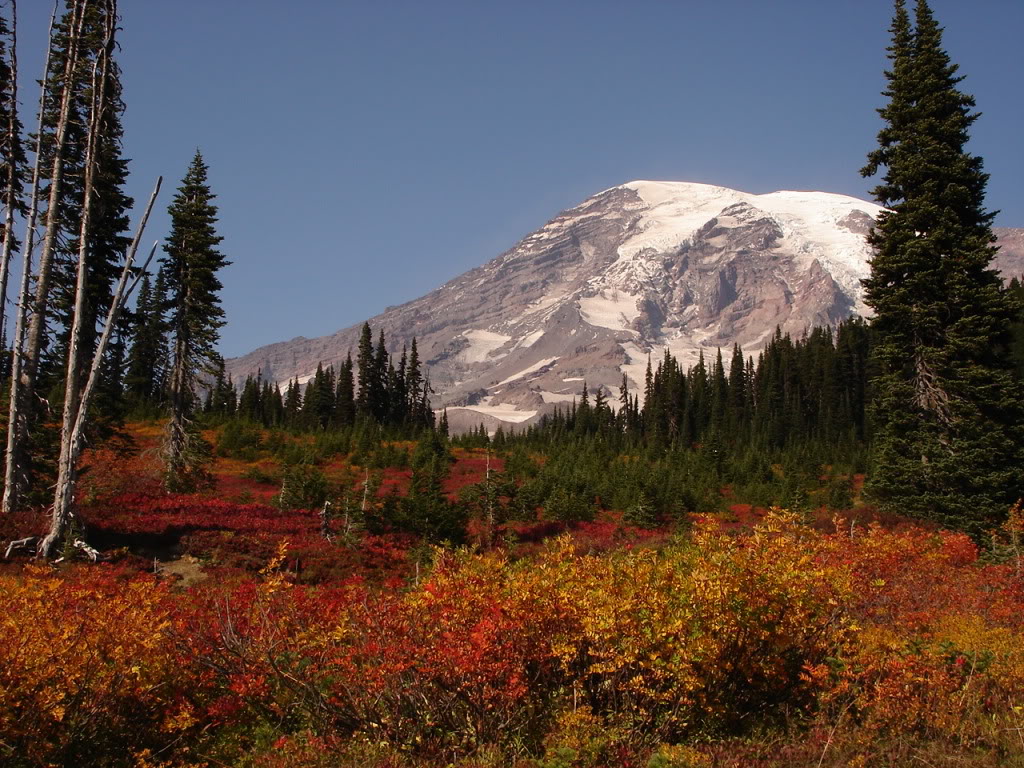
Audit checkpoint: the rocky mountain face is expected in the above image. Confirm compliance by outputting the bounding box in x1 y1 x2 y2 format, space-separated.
227 181 1024 432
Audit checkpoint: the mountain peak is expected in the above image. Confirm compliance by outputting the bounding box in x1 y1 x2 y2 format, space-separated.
227 182 1024 432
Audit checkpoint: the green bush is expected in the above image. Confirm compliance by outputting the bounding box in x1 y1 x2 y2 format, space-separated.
215 421 263 460
275 463 330 510
544 486 595 524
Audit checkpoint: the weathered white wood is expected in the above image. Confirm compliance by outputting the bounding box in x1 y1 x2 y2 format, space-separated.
40 4 113 559
4 0 85 517
38 177 161 558
320 500 333 540
4 536 36 558
2 0 58 516
0 0 23 348
72 539 101 562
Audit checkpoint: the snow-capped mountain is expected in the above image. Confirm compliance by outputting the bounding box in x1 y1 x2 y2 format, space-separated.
227 181 1024 432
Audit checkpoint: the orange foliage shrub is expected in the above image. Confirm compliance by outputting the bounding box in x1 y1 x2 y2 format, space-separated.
0 566 196 767
3 510 1024 766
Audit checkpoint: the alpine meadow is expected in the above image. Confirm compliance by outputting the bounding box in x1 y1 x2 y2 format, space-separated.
1 2 1024 767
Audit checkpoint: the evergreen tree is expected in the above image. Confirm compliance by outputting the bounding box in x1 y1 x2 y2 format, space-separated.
237 373 262 422
617 374 632 432
124 271 168 405
1007 277 1024 378
161 150 228 490
389 346 407 425
406 338 424 426
302 362 335 430
593 386 609 434
263 379 283 426
575 380 591 436
355 322 374 420
283 377 302 425
689 350 710 439
861 0 1023 533
710 348 729 434
372 329 389 422
728 343 747 430
336 353 356 426
94 308 130 419
207 358 237 417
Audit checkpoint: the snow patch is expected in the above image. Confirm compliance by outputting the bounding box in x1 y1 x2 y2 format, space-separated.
517 294 564 320
618 181 749 259
449 404 537 424
515 329 544 349
495 357 560 387
460 329 512 363
578 290 641 331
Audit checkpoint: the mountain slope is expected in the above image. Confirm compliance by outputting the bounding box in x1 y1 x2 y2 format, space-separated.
227 181 1024 429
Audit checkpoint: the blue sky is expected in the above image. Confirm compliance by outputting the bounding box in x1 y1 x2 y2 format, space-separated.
14 0 1024 357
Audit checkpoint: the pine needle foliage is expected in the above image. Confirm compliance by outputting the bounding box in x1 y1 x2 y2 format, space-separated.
861 0 1023 534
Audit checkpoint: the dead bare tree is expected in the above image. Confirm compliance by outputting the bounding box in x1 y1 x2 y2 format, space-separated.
3 0 87 516
0 0 26 350
319 500 333 541
484 447 495 548
38 1 115 557
39 179 161 558
2 1 57 514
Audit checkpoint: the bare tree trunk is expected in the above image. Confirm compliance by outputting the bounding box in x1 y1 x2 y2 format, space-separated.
164 328 191 487
39 4 112 558
361 468 371 514
4 1 88 515
319 500 332 540
485 448 494 548
2 1 59 515
0 0 21 349
39 178 161 558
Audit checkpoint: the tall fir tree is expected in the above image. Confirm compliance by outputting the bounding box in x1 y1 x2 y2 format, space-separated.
371 329 389 422
336 353 356 426
861 0 1023 533
283 377 302 425
355 322 374 420
406 338 423 426
206 358 237 417
161 150 228 490
237 372 262 422
124 270 169 406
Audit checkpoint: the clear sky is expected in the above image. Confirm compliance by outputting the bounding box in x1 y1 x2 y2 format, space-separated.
14 0 1024 358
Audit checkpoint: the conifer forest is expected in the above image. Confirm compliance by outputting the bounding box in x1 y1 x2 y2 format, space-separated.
1 2 1023 767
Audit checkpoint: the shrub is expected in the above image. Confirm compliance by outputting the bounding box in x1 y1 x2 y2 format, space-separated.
215 421 264 460
275 464 331 510
543 486 595 524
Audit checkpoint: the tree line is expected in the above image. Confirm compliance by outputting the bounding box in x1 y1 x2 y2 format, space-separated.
513 319 872 455
198 322 436 433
